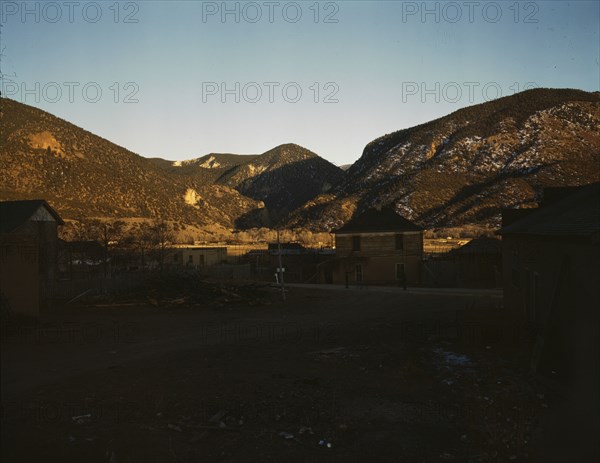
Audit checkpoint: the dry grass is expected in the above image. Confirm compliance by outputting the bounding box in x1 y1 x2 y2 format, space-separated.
423 238 469 254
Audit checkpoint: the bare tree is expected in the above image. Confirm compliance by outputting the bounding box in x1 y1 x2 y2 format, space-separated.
149 221 175 273
137 226 155 269
97 221 125 277
72 219 125 276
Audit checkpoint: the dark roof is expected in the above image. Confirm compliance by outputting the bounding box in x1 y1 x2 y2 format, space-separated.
498 183 600 237
0 200 64 233
177 247 227 251
335 207 423 234
540 186 587 207
450 237 502 255
268 242 305 250
501 208 536 228
58 239 104 254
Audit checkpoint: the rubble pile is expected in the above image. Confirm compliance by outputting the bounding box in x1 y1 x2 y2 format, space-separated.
84 271 269 308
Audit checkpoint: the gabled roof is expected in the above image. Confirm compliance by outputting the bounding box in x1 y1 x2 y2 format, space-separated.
335 207 423 234
268 242 305 251
0 200 64 233
497 183 600 237
450 236 502 255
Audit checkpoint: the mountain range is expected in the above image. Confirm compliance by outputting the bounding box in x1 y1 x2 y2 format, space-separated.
1 88 599 234
286 88 600 230
0 97 344 231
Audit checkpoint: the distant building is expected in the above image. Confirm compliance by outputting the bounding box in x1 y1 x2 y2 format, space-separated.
448 236 502 288
330 207 424 285
170 247 227 268
268 242 306 255
258 243 334 283
422 237 502 288
0 200 64 317
497 182 599 378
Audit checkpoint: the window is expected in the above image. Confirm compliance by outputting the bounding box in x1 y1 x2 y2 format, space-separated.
395 263 405 280
188 255 193 264
355 264 363 282
395 234 404 250
352 235 361 251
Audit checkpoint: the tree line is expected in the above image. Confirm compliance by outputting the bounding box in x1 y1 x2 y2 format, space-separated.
65 219 175 274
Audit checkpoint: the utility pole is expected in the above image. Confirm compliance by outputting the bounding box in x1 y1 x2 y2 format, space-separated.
277 229 286 301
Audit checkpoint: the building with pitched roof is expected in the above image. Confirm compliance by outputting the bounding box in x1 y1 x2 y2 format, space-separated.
448 236 502 288
497 182 599 377
329 206 424 286
0 200 64 317
499 182 600 463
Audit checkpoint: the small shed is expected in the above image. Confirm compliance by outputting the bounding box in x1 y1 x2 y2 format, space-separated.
0 200 64 317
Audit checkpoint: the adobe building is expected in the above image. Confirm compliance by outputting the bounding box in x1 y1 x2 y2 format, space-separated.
331 206 423 286
0 200 64 317
169 247 228 268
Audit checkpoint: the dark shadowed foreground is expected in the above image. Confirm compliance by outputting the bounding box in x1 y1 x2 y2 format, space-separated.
1 286 596 462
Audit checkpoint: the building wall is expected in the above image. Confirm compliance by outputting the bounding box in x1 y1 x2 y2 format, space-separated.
502 235 599 326
266 253 332 283
12 208 60 310
171 247 227 267
421 257 458 287
455 254 502 288
15 218 59 273
502 231 600 453
330 255 421 285
335 232 423 257
0 235 40 318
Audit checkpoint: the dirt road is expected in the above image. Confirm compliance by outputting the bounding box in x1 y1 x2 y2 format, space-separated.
0 286 585 462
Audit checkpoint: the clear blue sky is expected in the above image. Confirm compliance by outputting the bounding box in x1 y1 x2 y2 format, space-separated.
2 1 599 165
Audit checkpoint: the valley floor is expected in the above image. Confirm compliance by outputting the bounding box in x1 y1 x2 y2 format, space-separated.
1 287 596 462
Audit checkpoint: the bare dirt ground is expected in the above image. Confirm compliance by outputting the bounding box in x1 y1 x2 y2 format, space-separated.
1 286 595 462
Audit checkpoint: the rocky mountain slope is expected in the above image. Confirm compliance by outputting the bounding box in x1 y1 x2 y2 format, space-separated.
212 144 345 220
0 98 343 229
286 88 600 231
146 152 261 184
154 145 345 220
